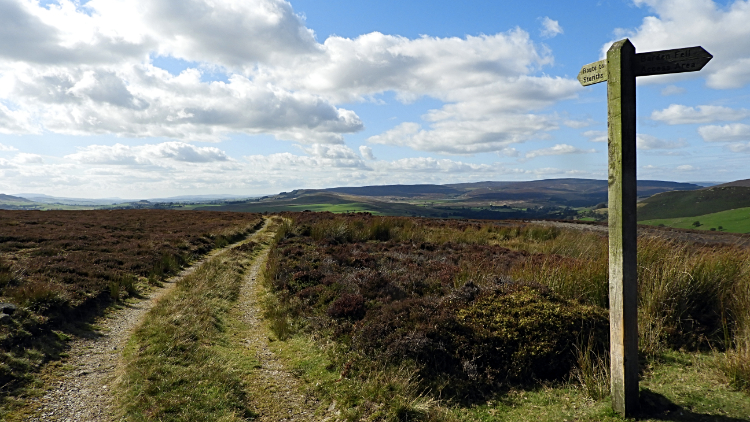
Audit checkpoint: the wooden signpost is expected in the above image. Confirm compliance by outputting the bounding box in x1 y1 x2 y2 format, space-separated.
578 39 712 416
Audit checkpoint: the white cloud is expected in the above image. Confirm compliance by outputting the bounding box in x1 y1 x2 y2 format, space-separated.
636 134 687 149
302 143 359 159
375 157 496 173
698 123 750 142
4 65 363 142
583 130 608 143
676 164 697 171
264 29 556 102
620 0 750 89
563 119 593 129
540 17 563 38
359 145 375 160
0 0 580 152
728 142 750 152
0 102 37 134
261 28 580 154
13 153 43 164
65 142 231 165
0 142 17 151
651 104 750 125
524 144 596 159
661 85 685 96
497 147 520 157
367 116 555 155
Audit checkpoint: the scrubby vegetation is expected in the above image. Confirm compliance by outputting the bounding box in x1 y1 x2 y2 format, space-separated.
0 210 262 407
263 212 750 420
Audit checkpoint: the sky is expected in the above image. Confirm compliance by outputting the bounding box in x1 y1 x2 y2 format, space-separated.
1 0 749 199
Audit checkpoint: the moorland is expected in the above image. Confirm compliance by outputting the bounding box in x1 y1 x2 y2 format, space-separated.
253 212 750 420
0 209 262 409
1 184 750 420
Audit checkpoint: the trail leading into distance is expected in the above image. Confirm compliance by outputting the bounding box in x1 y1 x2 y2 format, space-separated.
24 220 272 421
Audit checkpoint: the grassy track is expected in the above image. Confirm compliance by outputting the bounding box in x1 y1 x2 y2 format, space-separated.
116 218 280 421
641 206 750 233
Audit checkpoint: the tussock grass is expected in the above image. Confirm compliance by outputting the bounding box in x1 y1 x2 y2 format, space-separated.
721 336 750 392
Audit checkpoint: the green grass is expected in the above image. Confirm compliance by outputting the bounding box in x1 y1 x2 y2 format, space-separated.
267 327 750 421
117 235 268 421
637 186 750 221
640 206 750 233
447 351 750 421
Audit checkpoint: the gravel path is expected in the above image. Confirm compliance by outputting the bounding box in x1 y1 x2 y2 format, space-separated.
236 233 326 421
24 221 271 422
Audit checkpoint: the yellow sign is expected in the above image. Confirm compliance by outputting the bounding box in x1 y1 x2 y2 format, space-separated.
577 59 607 86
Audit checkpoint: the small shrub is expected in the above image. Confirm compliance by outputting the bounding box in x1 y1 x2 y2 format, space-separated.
327 293 365 320
455 284 609 384
5 281 69 313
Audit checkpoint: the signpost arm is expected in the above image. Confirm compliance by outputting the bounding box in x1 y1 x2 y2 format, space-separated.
607 38 639 416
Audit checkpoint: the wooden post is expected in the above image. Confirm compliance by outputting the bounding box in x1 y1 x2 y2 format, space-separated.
607 38 639 416
579 38 711 418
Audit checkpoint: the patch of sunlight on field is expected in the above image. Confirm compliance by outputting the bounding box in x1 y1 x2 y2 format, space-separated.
640 206 750 234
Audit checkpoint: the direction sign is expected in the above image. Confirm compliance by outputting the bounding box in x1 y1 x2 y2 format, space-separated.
634 46 712 77
577 40 712 417
578 59 607 86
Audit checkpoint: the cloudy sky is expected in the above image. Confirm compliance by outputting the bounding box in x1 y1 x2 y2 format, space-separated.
1 0 749 198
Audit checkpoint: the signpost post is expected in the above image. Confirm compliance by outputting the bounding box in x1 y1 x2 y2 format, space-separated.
577 39 711 417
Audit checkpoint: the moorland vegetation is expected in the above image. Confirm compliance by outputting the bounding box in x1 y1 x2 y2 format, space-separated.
263 212 750 420
0 209 262 407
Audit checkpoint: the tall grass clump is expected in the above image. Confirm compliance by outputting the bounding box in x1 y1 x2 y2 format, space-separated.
721 335 750 392
637 237 750 354
572 334 610 401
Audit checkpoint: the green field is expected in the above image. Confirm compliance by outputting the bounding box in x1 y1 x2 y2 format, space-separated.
637 186 750 221
640 206 750 233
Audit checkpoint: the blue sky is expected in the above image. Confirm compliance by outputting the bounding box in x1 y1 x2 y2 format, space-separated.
0 0 749 198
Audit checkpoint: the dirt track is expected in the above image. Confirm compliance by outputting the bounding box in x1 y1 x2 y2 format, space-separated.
23 220 276 421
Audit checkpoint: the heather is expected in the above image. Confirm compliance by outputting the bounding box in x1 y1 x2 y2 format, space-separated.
0 209 262 402
263 212 750 419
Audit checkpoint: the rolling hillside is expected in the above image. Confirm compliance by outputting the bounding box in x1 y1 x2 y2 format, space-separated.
275 179 699 208
637 186 750 221
199 178 701 220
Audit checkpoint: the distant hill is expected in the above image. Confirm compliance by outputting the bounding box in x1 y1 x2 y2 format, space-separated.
0 194 32 203
709 179 750 188
325 184 463 197
284 178 700 208
448 179 699 207
637 186 750 221
202 178 702 220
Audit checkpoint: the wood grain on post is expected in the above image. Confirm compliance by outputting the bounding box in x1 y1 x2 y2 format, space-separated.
607 38 639 416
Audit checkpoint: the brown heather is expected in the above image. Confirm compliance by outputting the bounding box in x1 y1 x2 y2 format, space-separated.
0 209 262 401
264 212 750 416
